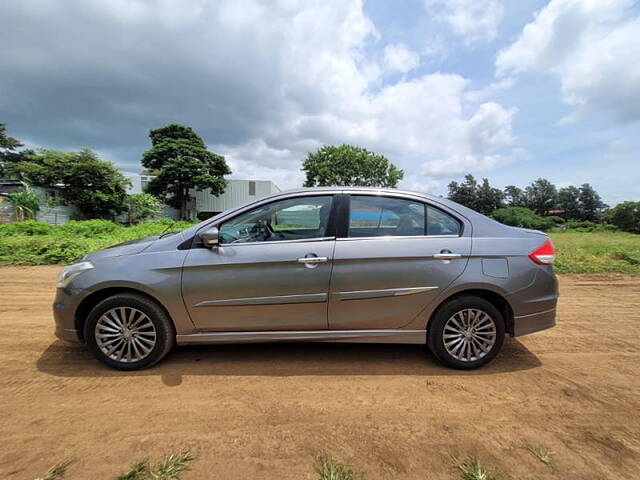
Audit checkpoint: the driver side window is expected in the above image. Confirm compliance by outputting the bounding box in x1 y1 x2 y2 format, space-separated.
219 196 333 244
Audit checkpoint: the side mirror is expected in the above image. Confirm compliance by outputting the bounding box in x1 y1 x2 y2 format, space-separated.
199 227 219 247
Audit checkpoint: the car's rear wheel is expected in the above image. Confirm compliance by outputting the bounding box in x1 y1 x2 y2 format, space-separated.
428 295 505 369
84 293 175 370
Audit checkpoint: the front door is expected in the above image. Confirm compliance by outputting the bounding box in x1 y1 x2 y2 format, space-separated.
182 194 336 331
328 194 471 330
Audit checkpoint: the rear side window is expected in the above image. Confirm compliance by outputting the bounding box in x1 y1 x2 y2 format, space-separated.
348 196 425 237
427 205 461 235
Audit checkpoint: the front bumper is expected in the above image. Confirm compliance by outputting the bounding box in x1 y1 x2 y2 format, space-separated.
53 288 84 343
513 307 556 337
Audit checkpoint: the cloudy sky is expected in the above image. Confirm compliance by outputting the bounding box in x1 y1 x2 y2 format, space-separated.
1 0 639 204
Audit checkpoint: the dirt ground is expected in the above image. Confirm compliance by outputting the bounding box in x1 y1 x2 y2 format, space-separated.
0 267 639 479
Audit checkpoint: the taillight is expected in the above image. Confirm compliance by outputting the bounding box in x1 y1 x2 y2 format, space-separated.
528 238 555 265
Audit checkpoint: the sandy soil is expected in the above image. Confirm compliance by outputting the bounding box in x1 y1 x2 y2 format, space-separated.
0 266 639 479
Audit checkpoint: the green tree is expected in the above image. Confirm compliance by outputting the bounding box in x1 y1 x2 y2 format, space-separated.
8 185 40 221
491 206 557 231
447 174 479 211
578 183 602 221
525 178 557 216
503 185 526 207
123 192 161 223
142 124 230 220
606 201 640 233
476 178 504 215
6 148 129 218
302 144 403 188
447 174 502 215
0 123 27 177
558 185 581 219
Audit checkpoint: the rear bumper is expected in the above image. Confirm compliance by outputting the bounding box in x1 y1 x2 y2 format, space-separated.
513 308 556 337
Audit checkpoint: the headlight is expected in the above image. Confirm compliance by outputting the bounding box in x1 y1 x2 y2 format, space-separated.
56 261 94 288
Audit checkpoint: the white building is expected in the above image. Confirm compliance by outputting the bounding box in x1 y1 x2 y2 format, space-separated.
125 175 280 220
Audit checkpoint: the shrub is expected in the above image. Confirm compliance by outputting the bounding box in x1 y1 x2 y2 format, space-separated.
563 220 617 232
0 220 53 236
58 219 122 236
7 186 40 220
606 201 640 233
123 192 161 223
490 207 556 231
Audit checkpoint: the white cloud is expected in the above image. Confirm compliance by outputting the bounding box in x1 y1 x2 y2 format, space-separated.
383 43 420 73
424 0 505 43
497 0 640 122
0 0 518 192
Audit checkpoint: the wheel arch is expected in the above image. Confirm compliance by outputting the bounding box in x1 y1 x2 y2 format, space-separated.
427 288 514 336
74 287 174 340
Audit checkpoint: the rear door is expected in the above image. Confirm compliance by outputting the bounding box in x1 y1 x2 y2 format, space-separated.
182 194 337 331
328 193 471 330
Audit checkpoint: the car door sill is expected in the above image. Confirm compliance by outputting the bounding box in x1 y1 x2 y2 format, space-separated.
176 329 426 345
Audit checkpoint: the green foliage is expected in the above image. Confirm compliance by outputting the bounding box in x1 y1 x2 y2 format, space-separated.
503 185 526 207
7 185 40 220
558 185 581 219
578 183 602 221
116 460 148 480
525 178 557 216
0 123 26 177
0 219 196 265
59 219 122 236
142 124 230 220
0 219 52 236
123 193 161 223
5 148 129 218
491 207 557 231
606 201 640 233
447 174 503 215
302 144 403 188
316 455 359 480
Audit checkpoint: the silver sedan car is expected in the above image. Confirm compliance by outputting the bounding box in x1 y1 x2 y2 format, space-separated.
53 187 558 370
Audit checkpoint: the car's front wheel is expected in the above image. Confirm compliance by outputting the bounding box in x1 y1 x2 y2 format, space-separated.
84 293 175 370
428 295 505 369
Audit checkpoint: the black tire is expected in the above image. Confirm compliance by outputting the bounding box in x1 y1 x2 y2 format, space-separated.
428 295 505 369
84 293 175 371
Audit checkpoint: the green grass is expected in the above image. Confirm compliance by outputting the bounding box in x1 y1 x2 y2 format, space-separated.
550 231 640 273
316 455 360 480
527 447 555 470
1 219 639 273
35 460 72 480
455 458 501 480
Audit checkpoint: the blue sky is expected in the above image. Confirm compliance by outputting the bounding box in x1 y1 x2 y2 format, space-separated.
1 0 639 204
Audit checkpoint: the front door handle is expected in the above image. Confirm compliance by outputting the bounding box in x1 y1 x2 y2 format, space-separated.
433 251 462 260
297 256 328 264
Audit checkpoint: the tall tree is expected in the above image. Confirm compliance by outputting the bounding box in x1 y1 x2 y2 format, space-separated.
142 124 230 220
578 183 602 221
6 148 129 218
302 144 403 188
0 123 26 176
448 174 503 215
447 174 479 211
558 185 581 219
525 178 558 216
503 185 526 207
476 178 504 215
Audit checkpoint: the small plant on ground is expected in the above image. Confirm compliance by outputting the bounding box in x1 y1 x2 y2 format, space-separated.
528 446 555 470
116 459 149 480
456 457 501 480
316 454 360 480
35 460 72 480
149 451 194 479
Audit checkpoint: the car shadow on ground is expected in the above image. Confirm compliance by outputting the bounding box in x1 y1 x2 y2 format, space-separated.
36 338 541 385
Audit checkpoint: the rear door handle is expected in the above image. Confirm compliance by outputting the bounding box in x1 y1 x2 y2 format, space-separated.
297 256 328 264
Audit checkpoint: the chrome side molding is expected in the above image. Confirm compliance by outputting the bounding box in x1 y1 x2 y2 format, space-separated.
334 286 438 301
